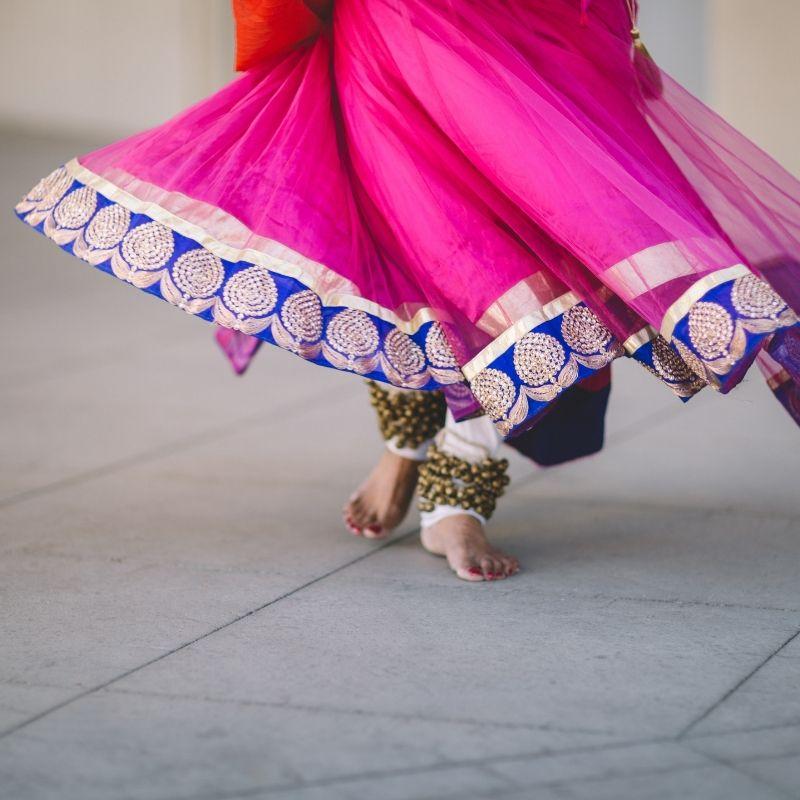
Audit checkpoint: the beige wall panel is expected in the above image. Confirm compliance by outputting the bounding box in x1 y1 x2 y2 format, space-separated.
0 0 234 139
708 0 800 176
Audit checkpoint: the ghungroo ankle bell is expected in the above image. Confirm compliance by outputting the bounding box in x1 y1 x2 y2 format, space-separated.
367 381 447 449
417 445 509 520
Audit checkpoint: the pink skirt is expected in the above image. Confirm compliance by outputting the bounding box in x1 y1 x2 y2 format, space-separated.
16 0 800 436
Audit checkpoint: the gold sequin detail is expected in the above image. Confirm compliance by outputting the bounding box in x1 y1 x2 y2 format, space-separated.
731 274 786 319
688 301 734 359
121 221 175 271
53 187 98 229
675 339 710 383
425 323 458 368
280 289 323 342
513 332 566 386
27 167 71 209
84 205 131 249
327 309 379 358
651 335 696 383
384 329 425 376
561 305 612 355
172 249 224 299
223 266 278 317
470 368 516 420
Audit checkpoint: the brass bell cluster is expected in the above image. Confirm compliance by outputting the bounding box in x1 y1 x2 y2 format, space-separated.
417 445 509 520
367 380 447 449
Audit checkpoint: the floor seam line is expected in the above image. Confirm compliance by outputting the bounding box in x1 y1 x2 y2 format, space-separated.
0 530 414 742
676 626 800 739
98 685 614 736
149 735 677 800
681 745 797 800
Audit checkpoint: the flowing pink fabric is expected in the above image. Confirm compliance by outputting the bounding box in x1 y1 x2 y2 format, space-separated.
82 0 798 355
18 0 798 432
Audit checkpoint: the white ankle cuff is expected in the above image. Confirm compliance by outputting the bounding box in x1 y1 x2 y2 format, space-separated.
437 411 502 460
420 504 486 528
386 437 432 461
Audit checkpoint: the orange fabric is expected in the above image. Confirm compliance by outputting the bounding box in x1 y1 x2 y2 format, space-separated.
233 0 327 71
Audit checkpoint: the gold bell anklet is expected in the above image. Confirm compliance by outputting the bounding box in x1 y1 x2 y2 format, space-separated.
417 444 509 522
367 380 447 456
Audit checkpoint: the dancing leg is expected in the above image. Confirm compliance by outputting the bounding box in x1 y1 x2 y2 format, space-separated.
419 412 519 581
343 382 446 539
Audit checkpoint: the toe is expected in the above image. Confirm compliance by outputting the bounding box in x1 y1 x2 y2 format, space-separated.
347 494 372 528
344 516 363 536
363 524 388 540
480 557 499 580
497 556 516 577
455 564 486 582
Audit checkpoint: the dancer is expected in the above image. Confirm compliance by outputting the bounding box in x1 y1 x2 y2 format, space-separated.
16 0 800 581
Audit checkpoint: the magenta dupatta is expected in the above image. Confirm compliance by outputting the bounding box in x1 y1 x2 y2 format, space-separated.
16 0 800 435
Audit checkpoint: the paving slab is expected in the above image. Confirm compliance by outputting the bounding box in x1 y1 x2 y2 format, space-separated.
341 493 800 614
109 566 797 740
0 689 592 800
513 762 790 800
3 129 800 800
689 636 800 736
687 724 800 799
0 394 400 713
486 740 707 787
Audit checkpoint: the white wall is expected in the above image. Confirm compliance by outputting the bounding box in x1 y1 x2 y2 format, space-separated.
708 0 800 176
0 0 234 139
1 0 797 180
638 0 708 99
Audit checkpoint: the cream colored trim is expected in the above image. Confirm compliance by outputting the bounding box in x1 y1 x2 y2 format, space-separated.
660 263 750 340
474 274 567 337
462 291 580 381
67 159 439 334
623 325 658 355
68 160 755 375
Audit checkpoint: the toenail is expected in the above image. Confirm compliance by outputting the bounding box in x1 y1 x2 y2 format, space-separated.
468 567 481 575
366 525 382 534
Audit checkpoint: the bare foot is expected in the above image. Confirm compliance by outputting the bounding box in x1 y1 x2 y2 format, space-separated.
420 514 520 581
343 450 420 539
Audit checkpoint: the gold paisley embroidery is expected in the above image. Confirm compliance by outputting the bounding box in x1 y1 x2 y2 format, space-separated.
649 335 706 397
84 205 131 249
279 289 323 343
675 339 718 387
171 250 225 299
731 274 786 319
470 368 517 421
327 309 380 359
384 329 426 377
52 187 98 230
513 333 566 387
19 171 468 389
561 304 612 355
222 265 278 318
688 301 735 360
162 249 226 314
16 167 72 223
679 278 797 385
120 221 175 272
425 322 458 368
43 186 100 245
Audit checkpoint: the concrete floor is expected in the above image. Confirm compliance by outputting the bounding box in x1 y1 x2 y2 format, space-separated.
1 130 799 800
